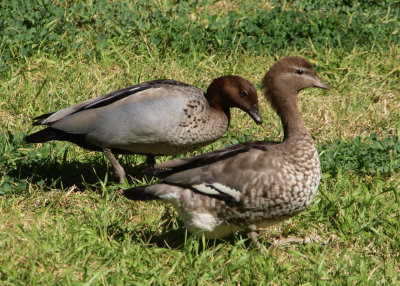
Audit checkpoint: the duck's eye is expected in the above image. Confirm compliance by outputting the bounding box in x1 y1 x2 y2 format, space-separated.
296 69 304 75
240 90 248 97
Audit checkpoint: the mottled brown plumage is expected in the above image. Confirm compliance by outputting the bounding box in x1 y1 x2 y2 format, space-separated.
122 56 329 251
25 76 262 182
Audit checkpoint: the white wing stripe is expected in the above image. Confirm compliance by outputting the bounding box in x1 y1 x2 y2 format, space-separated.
192 183 242 201
211 183 241 201
192 184 220 196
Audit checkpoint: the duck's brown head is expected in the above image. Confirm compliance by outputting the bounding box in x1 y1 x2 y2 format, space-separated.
206 75 263 124
262 56 328 112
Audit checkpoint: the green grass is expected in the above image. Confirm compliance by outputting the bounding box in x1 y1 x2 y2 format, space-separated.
1 0 400 284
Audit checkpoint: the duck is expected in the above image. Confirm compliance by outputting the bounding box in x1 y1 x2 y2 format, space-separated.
25 76 263 183
122 56 329 253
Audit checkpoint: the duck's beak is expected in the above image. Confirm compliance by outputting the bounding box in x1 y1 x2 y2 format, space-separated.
313 76 329 90
248 105 263 125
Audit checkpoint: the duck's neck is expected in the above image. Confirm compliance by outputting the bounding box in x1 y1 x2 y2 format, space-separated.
205 92 231 123
272 90 308 142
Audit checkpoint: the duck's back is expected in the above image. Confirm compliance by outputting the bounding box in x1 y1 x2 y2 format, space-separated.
69 84 229 155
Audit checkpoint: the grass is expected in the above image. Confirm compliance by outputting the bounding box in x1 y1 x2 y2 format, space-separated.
1 0 400 284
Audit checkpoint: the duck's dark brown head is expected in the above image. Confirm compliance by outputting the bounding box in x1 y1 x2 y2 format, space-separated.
262 56 328 112
206 75 263 124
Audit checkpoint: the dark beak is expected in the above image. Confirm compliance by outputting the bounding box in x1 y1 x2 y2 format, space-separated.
313 76 329 90
248 105 263 125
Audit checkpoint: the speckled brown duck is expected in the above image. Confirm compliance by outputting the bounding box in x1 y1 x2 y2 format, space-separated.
25 76 262 183
122 56 329 252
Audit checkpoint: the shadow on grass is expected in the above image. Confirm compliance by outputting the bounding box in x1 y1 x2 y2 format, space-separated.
143 229 256 252
122 226 266 253
6 153 148 191
107 209 263 253
1 132 158 193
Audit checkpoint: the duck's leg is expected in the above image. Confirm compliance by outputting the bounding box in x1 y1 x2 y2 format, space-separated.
145 154 156 167
103 148 125 183
247 224 265 255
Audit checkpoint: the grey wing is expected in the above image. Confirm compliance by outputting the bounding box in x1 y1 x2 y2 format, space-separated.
154 141 274 173
34 79 195 125
86 93 187 145
48 87 189 140
158 147 270 203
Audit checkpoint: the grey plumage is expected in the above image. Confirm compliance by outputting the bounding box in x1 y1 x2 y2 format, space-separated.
25 77 262 182
122 56 329 251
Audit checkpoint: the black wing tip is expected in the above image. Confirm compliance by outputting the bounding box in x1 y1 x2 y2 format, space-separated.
24 128 63 143
33 120 45 126
122 186 159 201
24 134 35 143
32 111 55 123
24 130 48 143
144 167 173 179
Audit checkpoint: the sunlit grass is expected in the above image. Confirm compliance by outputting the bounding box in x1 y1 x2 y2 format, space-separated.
1 0 399 284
